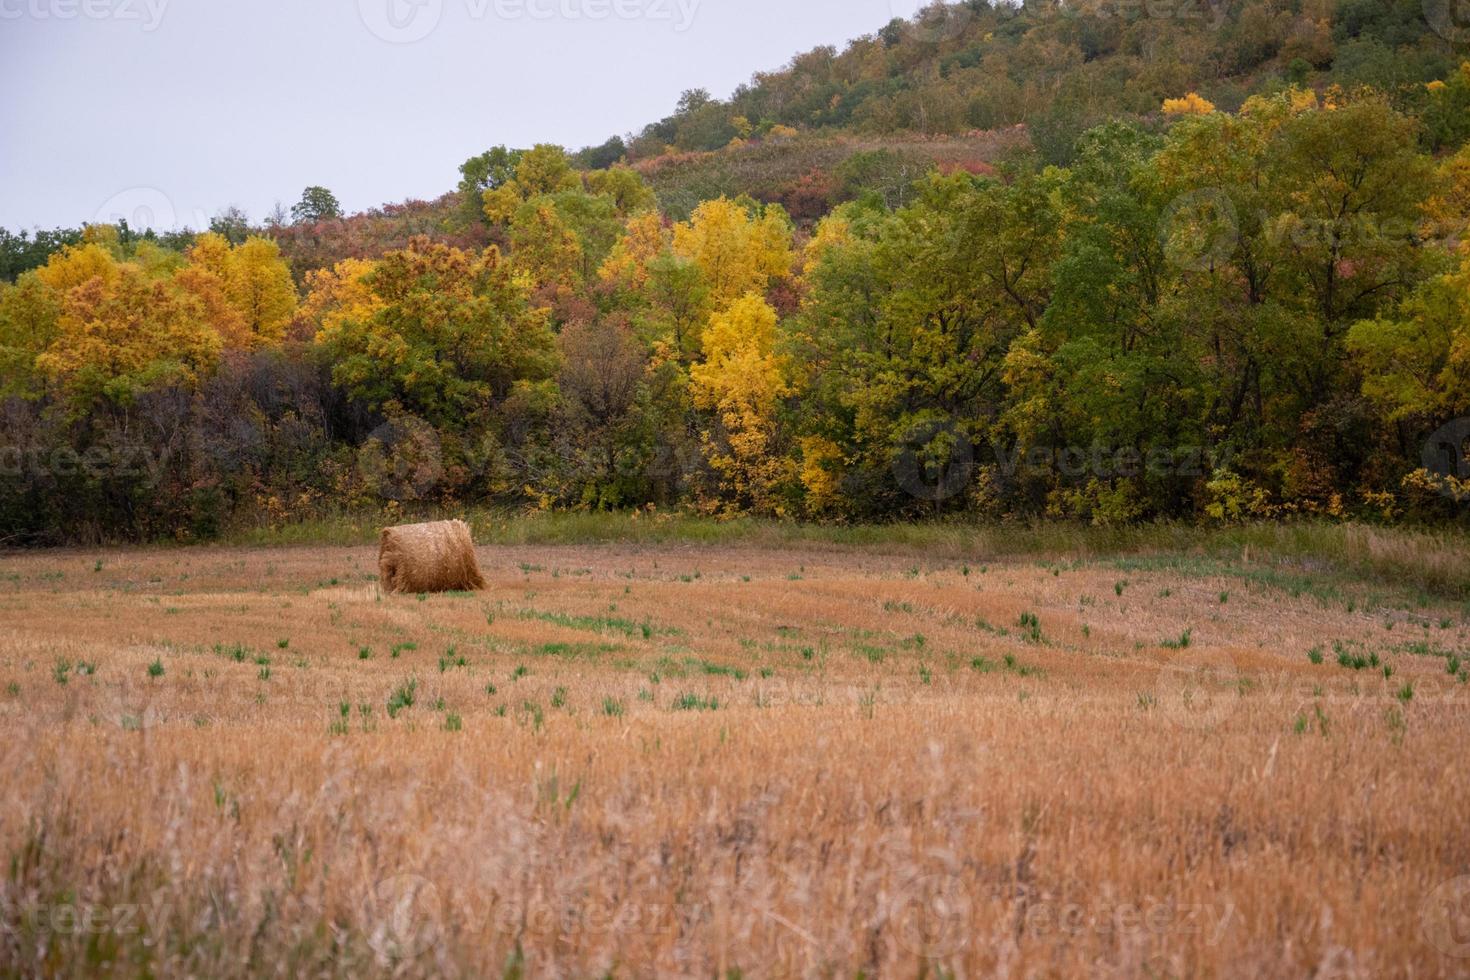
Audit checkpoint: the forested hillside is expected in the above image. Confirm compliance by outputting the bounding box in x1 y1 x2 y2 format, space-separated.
1 0 1468 542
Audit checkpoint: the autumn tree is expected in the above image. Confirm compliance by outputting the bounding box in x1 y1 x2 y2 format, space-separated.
178 233 297 349
458 146 523 226
689 292 794 513
0 273 60 398
299 257 381 339
584 167 658 216
672 198 794 311
599 211 671 290
1347 252 1470 423
541 315 660 508
482 144 583 224
508 201 583 289
312 237 558 429
36 263 221 410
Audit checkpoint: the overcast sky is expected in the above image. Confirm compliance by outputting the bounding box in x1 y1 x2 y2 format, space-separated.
0 0 931 232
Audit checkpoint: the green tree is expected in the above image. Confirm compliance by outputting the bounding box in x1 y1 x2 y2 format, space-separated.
458 146 523 226
291 186 342 224
314 237 558 428
0 273 60 398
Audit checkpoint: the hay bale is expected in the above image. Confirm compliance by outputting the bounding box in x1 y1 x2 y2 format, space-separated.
378 520 487 595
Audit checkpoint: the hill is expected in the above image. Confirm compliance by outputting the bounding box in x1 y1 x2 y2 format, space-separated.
604 0 1457 164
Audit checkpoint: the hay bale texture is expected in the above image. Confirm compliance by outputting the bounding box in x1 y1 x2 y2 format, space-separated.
378 520 487 595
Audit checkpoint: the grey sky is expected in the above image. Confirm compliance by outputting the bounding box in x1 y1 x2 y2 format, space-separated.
0 0 928 232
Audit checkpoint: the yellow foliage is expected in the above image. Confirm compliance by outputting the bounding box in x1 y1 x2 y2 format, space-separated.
482 144 584 224
482 183 524 225
301 258 382 343
799 436 843 514
36 265 221 406
768 124 799 140
514 144 583 197
689 293 793 512
228 236 297 347
1348 248 1470 420
509 202 583 287
1402 468 1470 505
0 274 61 398
672 198 793 310
1240 87 1320 127
1162 92 1216 116
583 167 657 215
177 233 296 349
1423 144 1470 246
598 211 670 288
801 213 851 279
35 243 119 294
1203 470 1278 522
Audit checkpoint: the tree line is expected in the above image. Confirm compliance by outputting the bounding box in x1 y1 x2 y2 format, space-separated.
1 83 1468 542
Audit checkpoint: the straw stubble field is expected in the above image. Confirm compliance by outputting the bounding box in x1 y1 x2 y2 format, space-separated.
1 539 1469 977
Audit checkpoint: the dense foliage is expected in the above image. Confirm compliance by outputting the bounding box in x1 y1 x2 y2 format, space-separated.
3 2 1469 542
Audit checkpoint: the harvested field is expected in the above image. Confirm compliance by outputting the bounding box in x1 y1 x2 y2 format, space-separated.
2 537 1469 977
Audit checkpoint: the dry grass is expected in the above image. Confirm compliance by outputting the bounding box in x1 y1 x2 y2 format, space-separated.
2 538 1469 977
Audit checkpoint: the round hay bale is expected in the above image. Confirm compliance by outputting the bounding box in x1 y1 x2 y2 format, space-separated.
378 520 487 595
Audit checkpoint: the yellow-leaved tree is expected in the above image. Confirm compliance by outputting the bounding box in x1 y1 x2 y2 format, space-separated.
227 236 297 346
177 233 296 348
800 212 851 280
598 210 670 289
482 144 584 224
176 232 246 345
672 198 793 311
36 264 221 409
689 292 793 513
583 166 658 216
301 258 382 341
34 242 119 294
1163 92 1217 116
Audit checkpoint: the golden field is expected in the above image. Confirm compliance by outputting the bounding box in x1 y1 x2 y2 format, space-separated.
2 525 1470 977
